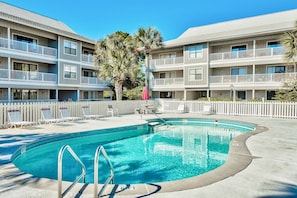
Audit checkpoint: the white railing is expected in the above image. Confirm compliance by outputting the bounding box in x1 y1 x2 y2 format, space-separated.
0 100 296 128
10 70 56 83
159 99 297 119
0 69 9 79
0 37 56 57
80 76 109 86
152 78 184 87
209 47 283 61
150 47 284 65
82 54 94 64
10 39 57 57
150 56 184 66
0 37 9 48
0 100 156 128
210 73 297 84
255 47 284 57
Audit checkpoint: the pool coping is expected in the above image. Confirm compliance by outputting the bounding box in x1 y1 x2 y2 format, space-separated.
2 117 268 197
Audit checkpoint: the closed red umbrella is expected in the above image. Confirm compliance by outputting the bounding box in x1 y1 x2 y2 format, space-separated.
142 87 149 100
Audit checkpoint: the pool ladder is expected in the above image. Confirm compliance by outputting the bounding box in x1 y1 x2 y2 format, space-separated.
57 145 114 198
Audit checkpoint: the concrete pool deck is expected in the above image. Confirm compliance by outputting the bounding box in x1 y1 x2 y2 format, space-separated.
0 113 297 197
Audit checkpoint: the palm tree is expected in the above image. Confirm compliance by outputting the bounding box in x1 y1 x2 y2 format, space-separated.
134 27 163 99
95 31 140 100
280 21 297 71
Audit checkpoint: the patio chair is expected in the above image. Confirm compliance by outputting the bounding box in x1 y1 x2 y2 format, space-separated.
40 107 61 124
59 107 81 121
107 105 119 117
7 109 34 128
81 106 104 120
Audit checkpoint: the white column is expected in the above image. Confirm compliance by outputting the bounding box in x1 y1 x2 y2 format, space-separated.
253 40 256 57
8 88 11 102
253 64 256 99
184 90 187 101
77 89 80 101
7 27 11 49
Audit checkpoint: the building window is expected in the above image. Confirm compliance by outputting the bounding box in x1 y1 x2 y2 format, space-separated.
231 45 247 58
267 41 281 48
83 70 96 77
232 45 247 52
237 91 246 100
13 62 38 72
189 67 203 81
13 89 37 100
64 40 77 55
64 65 77 79
160 53 176 59
267 66 285 74
160 92 172 98
159 72 171 78
267 91 276 100
189 45 203 59
231 68 247 75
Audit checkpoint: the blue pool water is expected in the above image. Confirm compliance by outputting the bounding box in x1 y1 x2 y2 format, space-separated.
12 119 254 184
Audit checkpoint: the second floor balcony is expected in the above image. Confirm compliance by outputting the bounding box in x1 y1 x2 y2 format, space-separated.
82 54 95 65
210 72 297 84
210 47 284 61
0 37 57 57
0 69 57 84
150 47 284 68
151 77 184 88
151 72 297 89
81 76 109 87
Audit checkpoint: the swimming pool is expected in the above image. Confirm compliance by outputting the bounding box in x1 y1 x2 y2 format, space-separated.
12 118 254 184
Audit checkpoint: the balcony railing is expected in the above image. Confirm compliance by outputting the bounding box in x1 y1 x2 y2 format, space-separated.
152 78 184 87
210 47 283 61
0 37 56 57
10 70 56 83
210 72 297 84
0 69 9 79
81 76 109 86
150 57 183 66
82 54 94 64
150 47 284 66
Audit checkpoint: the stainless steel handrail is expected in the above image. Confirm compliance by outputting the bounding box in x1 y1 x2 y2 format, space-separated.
94 145 114 198
58 145 86 198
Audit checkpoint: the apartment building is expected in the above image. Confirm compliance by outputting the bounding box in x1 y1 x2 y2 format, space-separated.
150 9 297 101
0 2 108 102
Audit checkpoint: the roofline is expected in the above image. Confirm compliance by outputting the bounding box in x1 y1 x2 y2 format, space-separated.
163 26 293 48
0 11 95 44
161 9 297 48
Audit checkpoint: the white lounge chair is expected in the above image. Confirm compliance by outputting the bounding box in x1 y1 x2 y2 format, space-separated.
7 109 34 128
40 107 61 124
81 106 104 120
107 105 119 117
59 107 81 121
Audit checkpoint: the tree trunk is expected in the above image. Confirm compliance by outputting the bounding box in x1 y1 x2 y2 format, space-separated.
145 54 150 99
115 81 123 101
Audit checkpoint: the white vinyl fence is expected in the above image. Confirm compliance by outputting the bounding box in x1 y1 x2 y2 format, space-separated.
159 100 297 119
0 100 156 128
0 100 296 128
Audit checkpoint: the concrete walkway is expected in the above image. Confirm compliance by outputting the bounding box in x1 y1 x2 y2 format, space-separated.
0 114 297 197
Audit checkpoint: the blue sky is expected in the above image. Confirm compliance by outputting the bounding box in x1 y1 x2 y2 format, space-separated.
2 0 297 41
